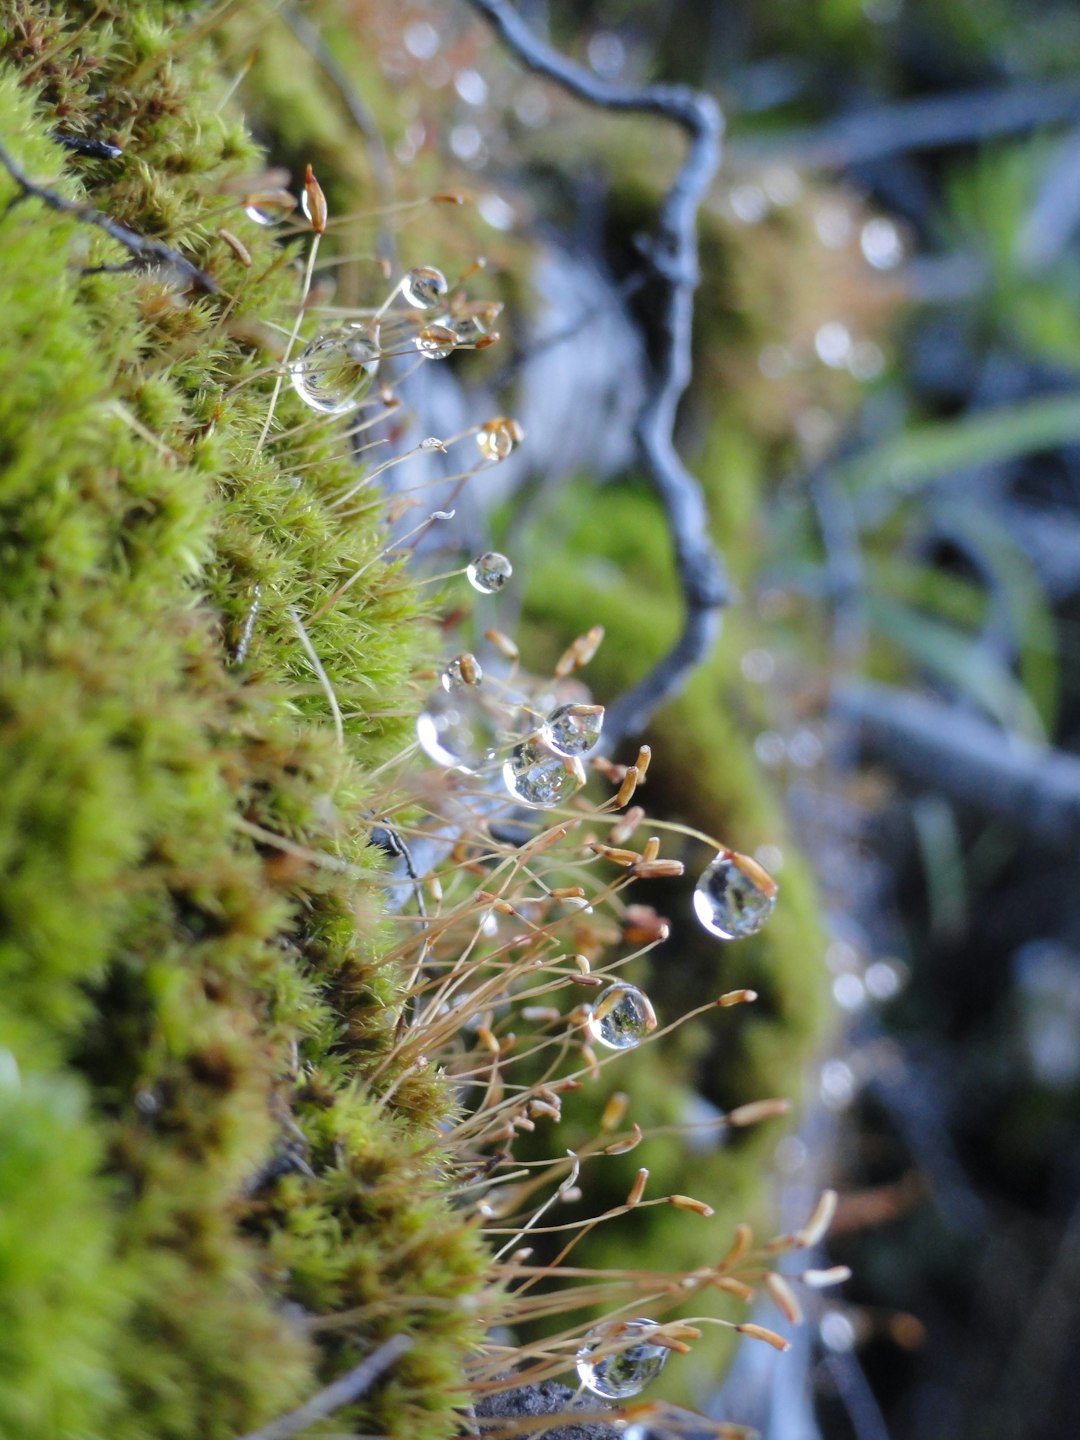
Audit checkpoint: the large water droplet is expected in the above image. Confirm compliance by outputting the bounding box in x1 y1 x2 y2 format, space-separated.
542 702 603 757
289 324 380 414
415 323 458 360
401 265 449 309
586 982 656 1051
693 851 777 939
416 683 499 772
503 737 584 809
476 416 524 463
466 552 512 593
576 1318 669 1399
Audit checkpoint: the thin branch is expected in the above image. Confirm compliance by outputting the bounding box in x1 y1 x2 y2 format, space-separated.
0 137 217 293
734 78 1080 170
235 1333 413 1440
466 0 729 749
280 7 397 265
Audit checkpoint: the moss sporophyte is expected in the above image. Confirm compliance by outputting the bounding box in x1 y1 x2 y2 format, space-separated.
0 4 837 1439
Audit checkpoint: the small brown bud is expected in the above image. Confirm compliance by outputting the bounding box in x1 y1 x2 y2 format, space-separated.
668 1194 715 1218
626 1168 648 1206
718 989 758 1007
303 164 328 234
736 1323 791 1352
217 227 251 266
765 1272 804 1325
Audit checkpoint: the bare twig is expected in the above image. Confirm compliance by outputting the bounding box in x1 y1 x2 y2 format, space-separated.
0 137 217 293
835 680 1080 848
235 1332 413 1440
735 78 1080 170
280 7 396 265
466 0 729 748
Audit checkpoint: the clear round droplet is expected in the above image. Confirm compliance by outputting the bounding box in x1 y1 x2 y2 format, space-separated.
401 265 449 309
289 324 380 415
476 416 524 462
575 1318 669 1399
466 552 512 593
416 684 499 772
445 652 482 687
693 851 777 940
414 323 458 360
542 703 603 757
503 737 584 809
586 982 656 1051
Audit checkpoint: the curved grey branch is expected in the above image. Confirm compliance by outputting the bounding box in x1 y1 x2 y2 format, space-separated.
466 0 728 749
0 137 217 293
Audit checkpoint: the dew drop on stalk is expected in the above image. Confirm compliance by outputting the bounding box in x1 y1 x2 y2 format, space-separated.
466 551 512 593
693 850 777 939
401 265 448 309
586 982 656 1051
416 682 498 772
476 416 524 462
503 736 584 809
445 652 482 687
542 702 603 757
289 324 380 414
414 323 458 359
575 1318 669 1399
242 193 295 226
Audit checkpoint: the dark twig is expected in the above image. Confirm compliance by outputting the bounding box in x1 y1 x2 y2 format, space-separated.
466 0 728 749
836 680 1080 849
235 1332 413 1440
735 78 1080 170
0 137 216 293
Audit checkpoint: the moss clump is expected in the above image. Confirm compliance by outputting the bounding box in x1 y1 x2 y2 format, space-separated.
0 5 489 1438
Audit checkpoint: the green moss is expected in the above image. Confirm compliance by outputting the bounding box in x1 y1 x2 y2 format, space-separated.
0 6 489 1437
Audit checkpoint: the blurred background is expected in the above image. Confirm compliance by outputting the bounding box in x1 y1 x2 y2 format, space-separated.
245 2 1080 1436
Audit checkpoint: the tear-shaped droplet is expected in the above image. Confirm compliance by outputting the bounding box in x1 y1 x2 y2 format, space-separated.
466 552 512 593
477 416 524 462
543 703 604 757
401 265 449 309
503 737 585 809
446 315 487 346
575 1318 669 1399
416 684 499 772
415 323 458 360
693 850 777 939
586 982 656 1051
242 192 295 226
289 324 380 414
445 652 482 687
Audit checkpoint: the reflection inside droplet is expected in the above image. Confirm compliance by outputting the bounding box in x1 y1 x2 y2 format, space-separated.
575 1318 669 1399
289 324 380 414
401 265 448 309
467 552 512 593
693 852 778 940
416 684 499 772
586 982 656 1050
542 703 603 757
503 737 584 809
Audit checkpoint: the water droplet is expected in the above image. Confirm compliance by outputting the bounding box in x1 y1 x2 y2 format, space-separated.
466 552 512 593
242 192 295 226
814 321 852 368
454 68 488 106
503 737 585 809
586 982 656 1051
401 265 448 310
820 1311 857 1352
289 324 380 414
415 323 458 360
575 1318 669 1399
416 684 499 772
403 20 439 60
445 652 482 687
542 703 604 757
476 416 524 462
693 851 777 940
